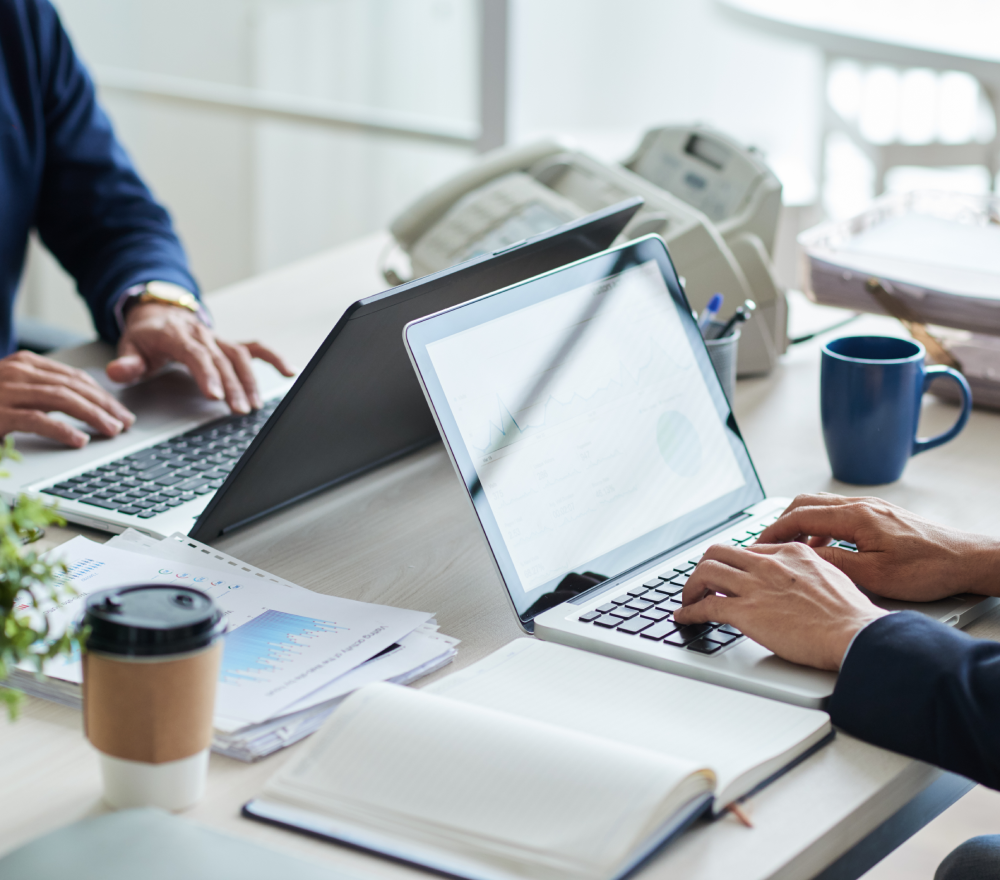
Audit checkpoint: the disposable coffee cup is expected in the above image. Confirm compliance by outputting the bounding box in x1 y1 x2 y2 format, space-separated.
82 585 226 811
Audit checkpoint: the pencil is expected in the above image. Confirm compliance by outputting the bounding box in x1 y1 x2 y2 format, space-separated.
727 802 754 828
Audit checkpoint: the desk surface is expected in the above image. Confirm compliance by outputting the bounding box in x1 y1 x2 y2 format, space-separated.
3 234 999 879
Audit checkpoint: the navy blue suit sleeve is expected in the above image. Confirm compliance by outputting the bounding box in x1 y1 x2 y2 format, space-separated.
29 0 198 343
829 611 1000 789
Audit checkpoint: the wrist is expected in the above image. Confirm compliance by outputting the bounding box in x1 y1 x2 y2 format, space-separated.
831 609 889 670
965 539 1000 597
115 281 210 332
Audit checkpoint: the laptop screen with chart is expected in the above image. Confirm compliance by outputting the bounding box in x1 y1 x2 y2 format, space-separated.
406 236 764 625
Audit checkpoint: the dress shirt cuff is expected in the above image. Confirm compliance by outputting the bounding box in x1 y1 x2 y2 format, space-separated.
113 283 213 333
840 617 882 669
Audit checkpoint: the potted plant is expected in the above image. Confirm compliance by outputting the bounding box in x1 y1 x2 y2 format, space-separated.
0 438 79 718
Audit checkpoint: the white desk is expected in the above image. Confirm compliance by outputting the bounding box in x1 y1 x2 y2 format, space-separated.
2 234 999 879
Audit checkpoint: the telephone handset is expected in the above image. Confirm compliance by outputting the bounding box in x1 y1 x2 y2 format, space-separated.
384 129 786 376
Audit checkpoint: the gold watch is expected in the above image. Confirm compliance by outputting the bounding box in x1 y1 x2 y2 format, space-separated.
133 281 200 313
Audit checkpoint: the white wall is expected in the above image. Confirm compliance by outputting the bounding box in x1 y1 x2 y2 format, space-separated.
20 0 822 339
508 0 823 202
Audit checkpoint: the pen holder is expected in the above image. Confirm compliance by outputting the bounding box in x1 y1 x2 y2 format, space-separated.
704 323 740 404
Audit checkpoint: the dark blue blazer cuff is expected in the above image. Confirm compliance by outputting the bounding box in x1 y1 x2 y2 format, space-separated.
829 611 1000 789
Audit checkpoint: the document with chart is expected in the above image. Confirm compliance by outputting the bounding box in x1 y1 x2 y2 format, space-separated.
426 259 746 597
12 535 438 730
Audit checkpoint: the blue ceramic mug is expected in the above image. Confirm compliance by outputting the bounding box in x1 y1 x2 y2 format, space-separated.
820 336 972 485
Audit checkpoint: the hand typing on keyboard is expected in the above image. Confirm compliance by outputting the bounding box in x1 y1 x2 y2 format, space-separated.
106 303 295 416
673 542 888 671
0 351 136 448
757 494 1000 603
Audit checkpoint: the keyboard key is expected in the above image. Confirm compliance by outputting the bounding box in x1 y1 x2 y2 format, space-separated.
707 631 740 646
626 586 650 597
644 590 670 603
154 475 185 487
81 498 121 511
719 624 742 636
593 614 620 628
688 638 723 654
609 607 638 620
141 465 175 481
120 507 141 515
132 501 156 510
617 617 653 634
177 477 210 491
671 572 691 585
45 488 86 500
642 579 664 589
663 624 712 646
153 504 170 513
640 607 670 621
137 511 157 519
625 599 653 612
579 610 601 622
639 620 678 640
610 595 632 606
679 562 698 572
165 498 186 507
596 603 617 614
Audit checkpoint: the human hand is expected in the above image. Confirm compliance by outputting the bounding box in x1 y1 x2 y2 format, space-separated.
106 303 296 414
757 494 1000 601
673 542 887 670
0 351 136 448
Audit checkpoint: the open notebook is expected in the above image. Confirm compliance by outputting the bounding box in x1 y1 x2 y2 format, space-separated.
244 640 831 880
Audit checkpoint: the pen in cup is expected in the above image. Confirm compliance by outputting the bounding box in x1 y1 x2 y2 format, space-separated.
697 294 723 335
713 299 756 340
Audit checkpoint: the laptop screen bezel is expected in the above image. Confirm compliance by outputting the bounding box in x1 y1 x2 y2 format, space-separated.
405 235 765 626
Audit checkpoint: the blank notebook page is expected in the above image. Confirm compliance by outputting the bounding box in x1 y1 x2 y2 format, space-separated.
427 639 829 805
263 681 707 879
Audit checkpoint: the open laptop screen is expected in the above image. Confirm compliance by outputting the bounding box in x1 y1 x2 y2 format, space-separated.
405 236 764 625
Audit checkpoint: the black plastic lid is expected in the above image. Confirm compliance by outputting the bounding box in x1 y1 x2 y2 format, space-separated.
84 585 226 657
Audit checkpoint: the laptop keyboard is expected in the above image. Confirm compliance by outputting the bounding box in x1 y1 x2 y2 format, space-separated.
41 399 279 520
576 522 773 656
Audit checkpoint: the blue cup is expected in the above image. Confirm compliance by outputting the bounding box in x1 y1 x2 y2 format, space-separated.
821 336 972 485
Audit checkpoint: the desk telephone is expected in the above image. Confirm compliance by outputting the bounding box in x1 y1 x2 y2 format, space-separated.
384 125 787 376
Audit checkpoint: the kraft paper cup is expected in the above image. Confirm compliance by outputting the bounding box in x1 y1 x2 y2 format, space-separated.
82 586 226 811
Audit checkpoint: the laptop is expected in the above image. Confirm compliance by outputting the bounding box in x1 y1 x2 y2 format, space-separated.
0 199 642 541
403 235 998 708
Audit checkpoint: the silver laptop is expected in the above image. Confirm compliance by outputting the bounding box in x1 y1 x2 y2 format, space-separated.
403 235 997 708
0 356 293 539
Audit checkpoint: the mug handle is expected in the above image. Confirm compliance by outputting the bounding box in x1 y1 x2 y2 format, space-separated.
912 365 973 455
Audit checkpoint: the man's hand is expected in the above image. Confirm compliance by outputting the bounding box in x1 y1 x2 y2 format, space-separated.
0 351 136 448
757 494 1000 601
673 542 887 670
106 303 295 414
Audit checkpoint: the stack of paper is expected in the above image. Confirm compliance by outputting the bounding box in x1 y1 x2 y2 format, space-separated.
800 192 1000 336
8 531 458 761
